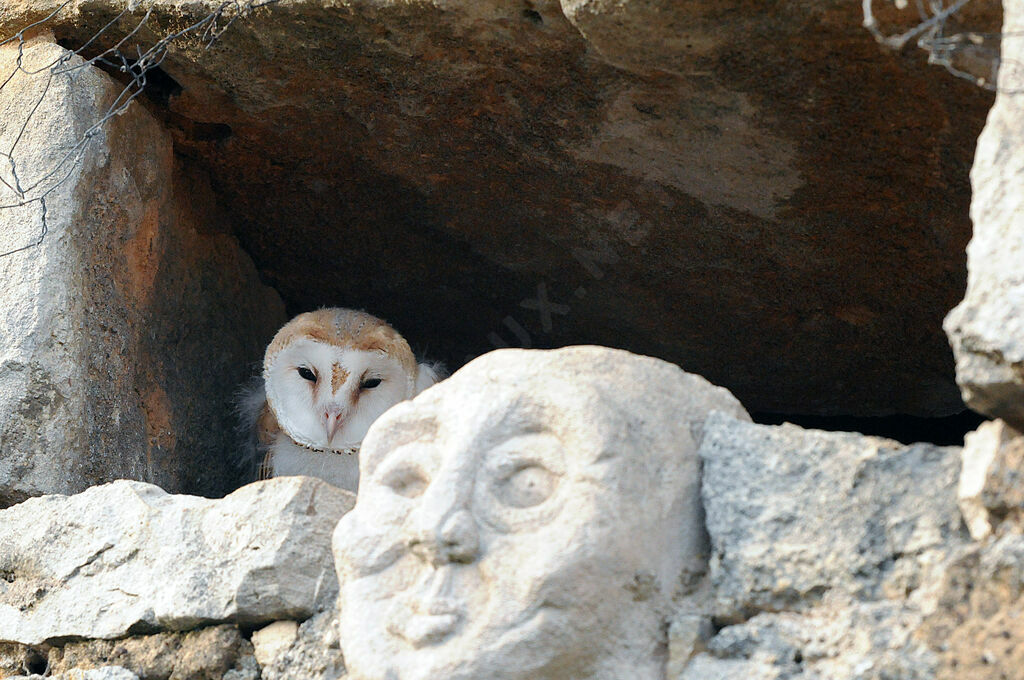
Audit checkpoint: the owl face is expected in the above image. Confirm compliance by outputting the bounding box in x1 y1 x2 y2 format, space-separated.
265 336 415 452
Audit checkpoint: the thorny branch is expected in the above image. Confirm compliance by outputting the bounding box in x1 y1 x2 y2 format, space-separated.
0 0 279 260
862 0 1018 92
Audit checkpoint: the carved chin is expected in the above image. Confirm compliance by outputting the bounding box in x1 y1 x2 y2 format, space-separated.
384 576 466 647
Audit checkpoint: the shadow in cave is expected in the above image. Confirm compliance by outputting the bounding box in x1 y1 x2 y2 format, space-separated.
752 408 986 446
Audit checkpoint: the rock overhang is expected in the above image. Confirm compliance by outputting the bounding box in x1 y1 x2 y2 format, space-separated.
0 0 999 417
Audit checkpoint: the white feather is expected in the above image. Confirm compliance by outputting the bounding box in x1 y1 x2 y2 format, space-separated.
415 361 446 394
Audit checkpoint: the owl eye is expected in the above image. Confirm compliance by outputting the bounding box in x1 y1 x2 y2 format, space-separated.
361 377 383 389
297 366 317 382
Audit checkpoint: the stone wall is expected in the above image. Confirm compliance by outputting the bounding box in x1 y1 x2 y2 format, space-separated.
1 401 1022 680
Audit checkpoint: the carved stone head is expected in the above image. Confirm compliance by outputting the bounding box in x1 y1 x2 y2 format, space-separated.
332 346 747 680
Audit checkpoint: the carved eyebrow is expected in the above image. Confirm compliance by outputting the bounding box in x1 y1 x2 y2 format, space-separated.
485 432 565 469
362 417 439 473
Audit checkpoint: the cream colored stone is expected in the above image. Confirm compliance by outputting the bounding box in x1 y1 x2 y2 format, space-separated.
667 614 714 678
333 346 748 680
958 419 1024 540
959 420 1003 539
251 621 300 669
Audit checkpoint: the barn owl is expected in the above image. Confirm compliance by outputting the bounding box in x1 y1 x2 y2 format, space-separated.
241 308 442 491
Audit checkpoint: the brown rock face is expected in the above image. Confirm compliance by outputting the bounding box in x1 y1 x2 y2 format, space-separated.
0 38 284 506
45 625 256 679
3 0 998 417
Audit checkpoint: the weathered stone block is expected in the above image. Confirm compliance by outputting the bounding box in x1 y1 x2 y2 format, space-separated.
678 601 939 680
700 413 966 620
0 37 285 507
944 1 1024 429
0 478 354 645
920 533 1024 680
255 609 345 680
45 625 257 680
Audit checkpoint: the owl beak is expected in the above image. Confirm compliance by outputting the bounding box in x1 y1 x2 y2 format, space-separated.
324 409 345 443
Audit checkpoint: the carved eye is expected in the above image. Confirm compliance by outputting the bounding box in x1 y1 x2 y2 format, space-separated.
494 463 556 509
382 465 428 498
361 377 383 389
297 366 317 382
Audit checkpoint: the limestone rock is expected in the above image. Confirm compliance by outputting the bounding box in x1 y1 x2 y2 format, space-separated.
665 614 714 678
335 346 748 680
0 0 994 418
256 609 345 680
0 478 354 645
678 599 939 680
944 1 1024 429
958 419 1024 539
14 669 140 680
0 37 286 507
685 414 978 680
700 413 966 620
42 625 256 680
0 643 46 678
251 621 298 671
920 534 1024 680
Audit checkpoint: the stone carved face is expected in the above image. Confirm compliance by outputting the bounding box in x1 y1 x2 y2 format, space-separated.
333 347 747 680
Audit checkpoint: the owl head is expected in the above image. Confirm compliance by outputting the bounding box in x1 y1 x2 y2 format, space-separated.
263 308 438 452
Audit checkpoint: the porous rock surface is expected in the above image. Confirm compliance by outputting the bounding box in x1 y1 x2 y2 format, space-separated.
690 413 969 679
252 608 344 680
0 0 997 419
0 477 354 646
701 412 965 620
944 0 1024 430
36 625 256 680
12 669 142 680
0 36 285 507
914 420 1024 680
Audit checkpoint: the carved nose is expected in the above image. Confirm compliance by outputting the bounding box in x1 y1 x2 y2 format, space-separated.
408 508 479 567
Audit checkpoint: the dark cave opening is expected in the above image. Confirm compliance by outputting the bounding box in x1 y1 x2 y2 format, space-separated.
752 408 986 446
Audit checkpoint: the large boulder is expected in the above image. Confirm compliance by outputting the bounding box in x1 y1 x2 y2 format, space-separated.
0 36 285 507
944 0 1024 430
0 478 354 646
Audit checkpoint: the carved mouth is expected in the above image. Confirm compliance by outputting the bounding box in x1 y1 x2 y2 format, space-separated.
387 592 465 647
